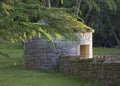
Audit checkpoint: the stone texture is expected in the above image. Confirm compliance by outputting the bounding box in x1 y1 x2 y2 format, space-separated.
59 56 120 86
24 37 78 71
24 32 93 71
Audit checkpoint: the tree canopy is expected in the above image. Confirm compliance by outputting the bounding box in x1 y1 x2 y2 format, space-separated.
0 0 119 47
0 0 93 43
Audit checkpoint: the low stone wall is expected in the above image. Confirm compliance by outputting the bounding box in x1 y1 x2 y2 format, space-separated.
59 56 120 86
24 37 78 71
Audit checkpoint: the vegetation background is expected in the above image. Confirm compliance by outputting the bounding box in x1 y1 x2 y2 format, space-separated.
0 1 120 86
0 0 120 48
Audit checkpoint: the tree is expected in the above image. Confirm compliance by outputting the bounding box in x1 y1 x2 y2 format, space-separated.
80 0 119 47
0 0 92 43
1 0 118 47
41 0 51 8
61 0 118 47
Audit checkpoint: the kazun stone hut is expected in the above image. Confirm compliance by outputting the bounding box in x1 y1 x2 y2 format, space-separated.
24 19 94 71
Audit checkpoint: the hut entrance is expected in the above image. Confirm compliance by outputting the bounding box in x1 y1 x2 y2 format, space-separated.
80 45 89 59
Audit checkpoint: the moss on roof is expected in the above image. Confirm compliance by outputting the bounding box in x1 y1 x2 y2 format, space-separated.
39 7 94 33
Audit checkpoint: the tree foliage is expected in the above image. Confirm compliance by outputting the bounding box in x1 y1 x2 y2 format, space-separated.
0 0 93 43
59 0 119 47
80 0 120 47
0 0 119 47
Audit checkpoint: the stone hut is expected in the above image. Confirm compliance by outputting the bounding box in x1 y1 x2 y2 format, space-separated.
24 20 94 71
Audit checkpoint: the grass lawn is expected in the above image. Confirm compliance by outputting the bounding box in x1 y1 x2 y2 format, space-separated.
0 49 103 86
93 47 120 56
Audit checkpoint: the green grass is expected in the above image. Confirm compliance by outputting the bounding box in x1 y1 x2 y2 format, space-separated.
93 47 120 56
0 48 103 86
0 37 23 49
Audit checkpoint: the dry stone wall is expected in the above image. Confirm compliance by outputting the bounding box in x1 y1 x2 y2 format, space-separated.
24 36 120 86
59 56 120 86
24 37 78 71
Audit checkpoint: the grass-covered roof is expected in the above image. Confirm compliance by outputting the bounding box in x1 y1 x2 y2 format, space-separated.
0 0 94 43
38 8 94 33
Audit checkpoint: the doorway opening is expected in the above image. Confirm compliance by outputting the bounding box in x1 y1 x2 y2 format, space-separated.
80 45 89 59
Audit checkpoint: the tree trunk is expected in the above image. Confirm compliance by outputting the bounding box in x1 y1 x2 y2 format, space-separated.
111 28 120 46
56 0 60 7
107 16 120 46
75 0 81 16
42 0 46 6
46 0 51 8
84 9 92 24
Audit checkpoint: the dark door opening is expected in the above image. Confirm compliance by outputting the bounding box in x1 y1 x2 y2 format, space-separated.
80 45 89 59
